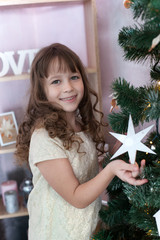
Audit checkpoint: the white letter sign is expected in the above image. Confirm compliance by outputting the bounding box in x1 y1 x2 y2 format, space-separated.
0 48 39 77
0 52 10 76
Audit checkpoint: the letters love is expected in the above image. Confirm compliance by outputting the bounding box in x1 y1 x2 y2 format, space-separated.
0 49 39 77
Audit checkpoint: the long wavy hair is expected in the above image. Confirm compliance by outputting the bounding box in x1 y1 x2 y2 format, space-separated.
15 43 107 164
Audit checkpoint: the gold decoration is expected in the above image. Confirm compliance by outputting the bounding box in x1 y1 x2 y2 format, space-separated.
156 80 160 91
123 0 132 9
147 229 152 236
144 102 151 112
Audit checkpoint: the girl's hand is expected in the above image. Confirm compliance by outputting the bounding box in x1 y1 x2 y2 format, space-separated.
131 159 146 178
109 159 148 186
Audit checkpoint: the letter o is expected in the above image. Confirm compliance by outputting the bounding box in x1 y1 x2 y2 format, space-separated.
0 52 9 77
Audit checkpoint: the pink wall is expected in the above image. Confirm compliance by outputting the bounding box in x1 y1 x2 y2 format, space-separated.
0 1 150 183
96 0 150 147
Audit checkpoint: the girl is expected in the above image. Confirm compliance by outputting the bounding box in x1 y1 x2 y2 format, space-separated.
15 43 147 240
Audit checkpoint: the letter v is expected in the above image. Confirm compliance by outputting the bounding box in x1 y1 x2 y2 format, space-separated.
4 50 28 75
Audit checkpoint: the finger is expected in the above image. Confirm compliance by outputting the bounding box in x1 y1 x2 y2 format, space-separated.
128 178 148 186
131 162 139 178
121 162 139 172
129 159 138 166
140 159 146 170
141 159 146 167
140 159 146 174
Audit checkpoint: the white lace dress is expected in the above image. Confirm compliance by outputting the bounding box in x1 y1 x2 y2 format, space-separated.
28 128 101 240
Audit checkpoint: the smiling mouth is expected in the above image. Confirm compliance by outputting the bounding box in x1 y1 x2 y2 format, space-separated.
60 95 77 101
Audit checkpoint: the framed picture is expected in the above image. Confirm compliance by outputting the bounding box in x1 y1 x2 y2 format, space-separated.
0 111 18 146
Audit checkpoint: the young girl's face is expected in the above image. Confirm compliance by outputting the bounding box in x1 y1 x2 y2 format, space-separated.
44 58 84 114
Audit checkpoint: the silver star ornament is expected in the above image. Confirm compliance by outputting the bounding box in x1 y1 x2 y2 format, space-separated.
110 115 156 164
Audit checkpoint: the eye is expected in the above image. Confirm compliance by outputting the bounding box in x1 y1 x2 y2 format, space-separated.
71 75 79 80
51 79 60 85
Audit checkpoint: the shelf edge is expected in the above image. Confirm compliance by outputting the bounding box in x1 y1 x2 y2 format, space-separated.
0 68 97 82
0 0 86 7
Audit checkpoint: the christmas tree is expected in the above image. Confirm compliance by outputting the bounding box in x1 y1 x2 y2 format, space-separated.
94 0 160 239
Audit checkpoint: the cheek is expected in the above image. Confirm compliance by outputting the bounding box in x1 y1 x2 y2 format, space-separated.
44 88 50 101
44 84 49 99
79 82 84 97
48 91 58 101
44 87 54 101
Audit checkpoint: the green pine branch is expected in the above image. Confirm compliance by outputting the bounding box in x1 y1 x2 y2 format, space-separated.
100 1 160 239
144 88 160 121
118 25 160 63
129 206 158 237
111 78 146 114
131 0 160 22
108 78 148 132
150 64 160 81
122 162 160 237
108 78 160 132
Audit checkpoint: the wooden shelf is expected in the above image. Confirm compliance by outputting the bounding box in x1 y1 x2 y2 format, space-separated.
0 0 102 224
0 197 28 219
0 68 97 83
87 67 97 74
0 0 86 7
0 73 29 83
0 143 16 154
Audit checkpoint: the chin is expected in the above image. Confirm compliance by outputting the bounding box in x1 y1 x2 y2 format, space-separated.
62 107 77 113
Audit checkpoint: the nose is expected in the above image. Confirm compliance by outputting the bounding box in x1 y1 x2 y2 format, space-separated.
63 80 73 93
